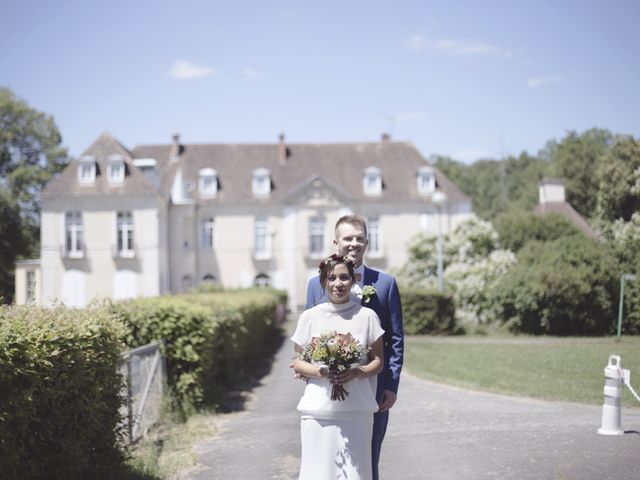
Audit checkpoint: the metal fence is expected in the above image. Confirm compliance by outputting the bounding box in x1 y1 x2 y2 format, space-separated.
119 341 165 443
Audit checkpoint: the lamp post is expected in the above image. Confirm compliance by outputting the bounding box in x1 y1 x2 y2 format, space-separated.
432 191 447 292
617 273 637 339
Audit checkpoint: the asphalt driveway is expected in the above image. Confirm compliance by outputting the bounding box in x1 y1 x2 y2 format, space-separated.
181 326 640 480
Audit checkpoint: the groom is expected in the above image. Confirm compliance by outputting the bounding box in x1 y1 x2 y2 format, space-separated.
305 214 404 480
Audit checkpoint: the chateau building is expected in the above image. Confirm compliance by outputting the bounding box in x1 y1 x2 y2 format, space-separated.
15 132 472 310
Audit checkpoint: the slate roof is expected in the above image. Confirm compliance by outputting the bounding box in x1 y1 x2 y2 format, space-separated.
42 132 160 198
44 132 471 206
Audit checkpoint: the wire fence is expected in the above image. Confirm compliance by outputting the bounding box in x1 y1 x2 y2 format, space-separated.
119 340 166 443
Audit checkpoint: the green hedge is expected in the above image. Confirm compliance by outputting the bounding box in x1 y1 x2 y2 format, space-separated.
0 305 126 480
400 287 457 335
111 288 284 417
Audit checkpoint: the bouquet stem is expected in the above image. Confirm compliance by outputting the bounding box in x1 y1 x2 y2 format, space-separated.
330 367 350 401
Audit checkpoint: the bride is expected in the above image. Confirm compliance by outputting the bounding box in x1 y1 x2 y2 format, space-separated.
291 254 384 480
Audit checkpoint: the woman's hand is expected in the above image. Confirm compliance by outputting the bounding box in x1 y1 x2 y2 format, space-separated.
328 367 361 385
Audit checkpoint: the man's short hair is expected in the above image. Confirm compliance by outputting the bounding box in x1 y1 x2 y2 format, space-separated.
334 214 368 238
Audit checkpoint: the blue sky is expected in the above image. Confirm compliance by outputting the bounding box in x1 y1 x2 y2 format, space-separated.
1 0 639 162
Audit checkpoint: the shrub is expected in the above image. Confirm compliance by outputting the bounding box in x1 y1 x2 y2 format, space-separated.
111 289 284 417
489 236 621 335
400 287 456 335
494 211 581 253
0 305 126 480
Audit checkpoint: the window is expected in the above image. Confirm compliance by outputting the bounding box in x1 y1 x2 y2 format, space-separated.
363 167 382 196
417 166 436 195
367 216 382 257
252 168 271 196
107 155 125 183
117 211 134 257
133 158 158 188
65 211 84 258
78 156 96 184
201 217 215 249
181 274 193 291
254 273 271 287
254 217 271 259
202 273 216 283
199 168 218 197
309 217 325 257
26 270 36 304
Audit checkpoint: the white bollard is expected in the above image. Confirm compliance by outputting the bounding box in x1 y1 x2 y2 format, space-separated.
597 354 624 435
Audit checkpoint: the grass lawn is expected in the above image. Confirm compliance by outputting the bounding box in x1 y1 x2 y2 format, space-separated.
405 335 640 408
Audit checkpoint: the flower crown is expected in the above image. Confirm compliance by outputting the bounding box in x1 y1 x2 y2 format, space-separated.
318 253 356 273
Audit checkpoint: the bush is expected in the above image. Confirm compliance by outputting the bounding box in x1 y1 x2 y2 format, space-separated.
0 305 126 480
111 289 284 417
400 287 457 335
494 211 581 253
489 236 621 335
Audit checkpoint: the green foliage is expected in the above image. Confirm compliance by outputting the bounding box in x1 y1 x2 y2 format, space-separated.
398 218 515 327
434 152 548 220
0 190 27 302
494 211 581 252
111 289 284 418
400 287 457 335
0 87 69 303
541 127 613 217
0 305 126 480
596 135 640 222
489 236 621 335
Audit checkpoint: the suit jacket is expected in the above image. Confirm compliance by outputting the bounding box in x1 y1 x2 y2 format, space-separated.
305 266 404 396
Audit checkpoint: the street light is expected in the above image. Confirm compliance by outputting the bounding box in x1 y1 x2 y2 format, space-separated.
617 273 637 339
432 191 447 292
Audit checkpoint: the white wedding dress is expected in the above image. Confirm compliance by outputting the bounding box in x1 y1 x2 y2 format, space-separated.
291 299 384 480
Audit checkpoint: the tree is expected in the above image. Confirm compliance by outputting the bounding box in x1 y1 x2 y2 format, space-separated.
596 135 640 222
494 211 581 253
398 217 516 327
0 191 26 302
541 128 613 218
489 236 620 335
434 152 549 220
0 87 68 302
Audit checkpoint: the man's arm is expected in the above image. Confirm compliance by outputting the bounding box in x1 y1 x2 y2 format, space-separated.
383 277 404 397
305 276 319 310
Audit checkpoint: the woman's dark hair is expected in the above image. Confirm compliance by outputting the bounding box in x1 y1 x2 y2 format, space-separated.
319 254 356 289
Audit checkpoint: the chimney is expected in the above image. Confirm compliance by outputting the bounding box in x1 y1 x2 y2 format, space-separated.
539 178 566 204
381 132 391 143
278 133 287 166
170 131 181 163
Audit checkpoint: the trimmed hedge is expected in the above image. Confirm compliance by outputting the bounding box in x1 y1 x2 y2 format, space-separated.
400 287 457 335
0 305 126 480
111 288 284 417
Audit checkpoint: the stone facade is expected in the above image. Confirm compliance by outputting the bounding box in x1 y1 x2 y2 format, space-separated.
16 132 472 310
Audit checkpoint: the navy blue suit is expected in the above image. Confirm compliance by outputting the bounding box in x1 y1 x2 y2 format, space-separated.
306 266 404 480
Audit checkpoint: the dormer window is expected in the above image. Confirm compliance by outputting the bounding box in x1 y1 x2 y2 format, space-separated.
78 156 96 184
417 166 436 195
363 167 382 196
252 168 271 196
199 168 218 197
133 158 159 188
107 155 125 184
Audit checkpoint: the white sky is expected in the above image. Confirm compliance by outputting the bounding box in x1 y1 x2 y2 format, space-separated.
1 0 639 163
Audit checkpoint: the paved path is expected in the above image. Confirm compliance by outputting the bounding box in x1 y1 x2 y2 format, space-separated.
182 326 640 480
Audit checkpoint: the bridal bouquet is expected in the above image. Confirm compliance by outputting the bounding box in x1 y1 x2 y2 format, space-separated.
300 330 370 401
